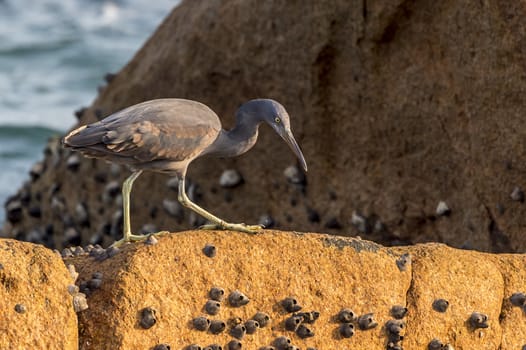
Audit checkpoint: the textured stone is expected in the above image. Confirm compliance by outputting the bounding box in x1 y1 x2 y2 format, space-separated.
403 244 504 349
0 239 77 349
493 254 526 349
69 231 410 349
60 230 526 349
0 231 524 348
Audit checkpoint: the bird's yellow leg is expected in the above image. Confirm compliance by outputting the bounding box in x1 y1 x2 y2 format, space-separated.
122 170 142 238
178 179 263 234
111 170 169 247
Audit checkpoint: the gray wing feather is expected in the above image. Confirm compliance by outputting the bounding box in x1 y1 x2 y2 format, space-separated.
64 99 221 164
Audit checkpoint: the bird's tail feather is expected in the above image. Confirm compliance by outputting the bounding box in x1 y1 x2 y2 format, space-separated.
63 124 105 148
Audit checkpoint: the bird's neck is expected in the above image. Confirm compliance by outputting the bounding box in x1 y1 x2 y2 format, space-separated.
204 114 262 158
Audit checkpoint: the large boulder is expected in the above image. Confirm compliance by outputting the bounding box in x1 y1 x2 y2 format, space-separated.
0 239 78 349
68 230 524 349
4 0 526 252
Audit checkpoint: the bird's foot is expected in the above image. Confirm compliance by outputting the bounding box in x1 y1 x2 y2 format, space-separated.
110 231 170 248
200 222 264 234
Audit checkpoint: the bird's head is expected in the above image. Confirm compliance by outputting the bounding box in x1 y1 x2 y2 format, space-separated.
239 99 307 172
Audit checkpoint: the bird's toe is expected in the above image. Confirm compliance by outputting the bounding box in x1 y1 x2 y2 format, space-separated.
110 232 169 247
198 222 263 234
199 224 221 230
239 224 264 233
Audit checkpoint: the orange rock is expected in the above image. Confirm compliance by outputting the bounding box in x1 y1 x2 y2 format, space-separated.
2 231 526 349
70 231 411 349
0 239 77 349
403 244 504 349
67 231 526 349
493 254 526 349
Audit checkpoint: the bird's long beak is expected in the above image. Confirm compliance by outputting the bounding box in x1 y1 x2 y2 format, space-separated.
281 129 308 172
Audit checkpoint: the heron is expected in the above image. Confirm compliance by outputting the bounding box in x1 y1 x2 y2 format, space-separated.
63 98 307 247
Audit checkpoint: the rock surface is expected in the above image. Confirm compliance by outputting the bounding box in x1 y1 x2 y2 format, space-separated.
62 230 525 350
0 239 77 349
404 244 504 349
1 230 526 349
4 0 526 252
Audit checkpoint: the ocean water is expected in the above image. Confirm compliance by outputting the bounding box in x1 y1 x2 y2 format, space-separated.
0 0 178 225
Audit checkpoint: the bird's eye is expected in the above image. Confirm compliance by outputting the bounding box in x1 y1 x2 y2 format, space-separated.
275 117 281 123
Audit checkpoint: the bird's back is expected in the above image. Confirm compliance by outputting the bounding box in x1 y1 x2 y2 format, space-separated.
63 99 222 173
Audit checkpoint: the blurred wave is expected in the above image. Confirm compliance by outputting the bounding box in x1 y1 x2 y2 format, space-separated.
0 125 61 158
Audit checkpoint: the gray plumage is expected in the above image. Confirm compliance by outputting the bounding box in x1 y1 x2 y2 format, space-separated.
63 98 307 246
64 99 221 176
